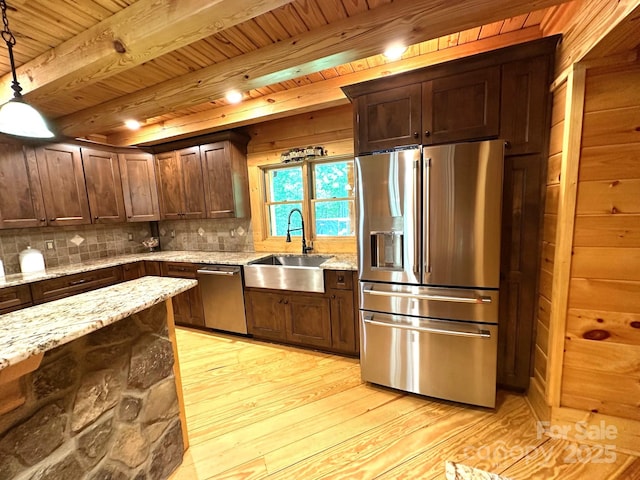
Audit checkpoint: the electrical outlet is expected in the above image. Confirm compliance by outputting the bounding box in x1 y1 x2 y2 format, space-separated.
45 240 55 250
127 233 134 241
170 230 175 238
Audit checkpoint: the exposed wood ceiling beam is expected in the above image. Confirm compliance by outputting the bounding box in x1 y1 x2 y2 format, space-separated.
56 0 570 138
0 0 295 105
110 27 543 146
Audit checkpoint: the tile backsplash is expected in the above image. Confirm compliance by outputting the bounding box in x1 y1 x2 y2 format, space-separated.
158 218 254 252
0 219 254 275
0 224 150 274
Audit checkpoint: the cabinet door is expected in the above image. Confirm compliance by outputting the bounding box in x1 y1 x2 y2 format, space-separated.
244 290 287 341
285 294 332 348
498 154 543 390
82 148 126 224
161 262 205 327
35 144 91 226
423 66 500 145
356 84 422 153
500 56 550 156
0 142 46 228
119 152 160 222
178 146 206 219
122 261 144 280
155 151 183 220
171 290 193 326
329 289 357 354
200 142 234 218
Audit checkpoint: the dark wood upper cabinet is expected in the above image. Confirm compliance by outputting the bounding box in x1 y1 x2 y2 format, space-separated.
81 148 126 224
118 151 160 222
355 84 422 154
34 143 91 226
500 56 551 156
423 66 501 145
200 140 250 219
178 146 206 219
154 150 182 220
155 147 206 220
0 140 47 229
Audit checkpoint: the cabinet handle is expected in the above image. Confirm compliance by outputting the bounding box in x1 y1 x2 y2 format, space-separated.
69 279 87 286
94 216 99 220
424 130 431 137
40 218 46 222
331 294 336 299
283 300 288 304
49 218 56 222
127 215 132 219
413 132 419 138
278 299 283 304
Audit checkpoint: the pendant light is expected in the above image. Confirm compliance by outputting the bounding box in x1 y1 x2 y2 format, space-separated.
0 0 53 138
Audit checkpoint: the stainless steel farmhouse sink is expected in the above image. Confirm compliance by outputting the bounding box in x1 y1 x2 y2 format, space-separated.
243 255 332 293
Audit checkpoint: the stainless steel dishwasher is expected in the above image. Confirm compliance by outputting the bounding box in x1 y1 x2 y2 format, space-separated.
196 265 247 334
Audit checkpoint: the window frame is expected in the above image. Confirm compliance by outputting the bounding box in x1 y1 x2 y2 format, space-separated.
260 154 355 242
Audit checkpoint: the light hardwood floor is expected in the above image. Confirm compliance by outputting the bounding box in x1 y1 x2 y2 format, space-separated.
170 327 639 479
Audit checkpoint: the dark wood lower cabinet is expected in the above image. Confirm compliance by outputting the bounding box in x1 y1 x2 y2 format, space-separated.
161 262 205 328
286 295 332 348
31 266 124 304
244 270 358 355
244 290 287 341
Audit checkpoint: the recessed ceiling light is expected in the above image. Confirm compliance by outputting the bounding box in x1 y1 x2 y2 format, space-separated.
383 44 407 61
225 90 243 104
125 119 141 130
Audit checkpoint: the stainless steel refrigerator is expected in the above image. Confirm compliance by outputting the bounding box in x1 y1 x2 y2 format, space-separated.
355 139 504 408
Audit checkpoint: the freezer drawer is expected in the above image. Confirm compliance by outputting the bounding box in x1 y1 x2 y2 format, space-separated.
360 311 497 408
360 282 499 324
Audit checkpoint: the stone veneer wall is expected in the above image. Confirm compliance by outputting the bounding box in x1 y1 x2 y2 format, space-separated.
0 302 183 480
158 218 254 252
0 224 150 275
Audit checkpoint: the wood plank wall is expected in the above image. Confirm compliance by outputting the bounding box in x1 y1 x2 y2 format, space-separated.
560 62 640 421
530 81 566 419
244 104 357 253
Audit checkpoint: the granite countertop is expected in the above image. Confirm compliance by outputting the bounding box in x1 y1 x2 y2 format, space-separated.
0 251 358 289
0 276 197 371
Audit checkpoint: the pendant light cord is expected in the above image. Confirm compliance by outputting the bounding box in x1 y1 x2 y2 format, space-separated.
0 0 22 99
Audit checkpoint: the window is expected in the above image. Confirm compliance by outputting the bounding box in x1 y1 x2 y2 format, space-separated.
311 160 355 237
262 156 355 240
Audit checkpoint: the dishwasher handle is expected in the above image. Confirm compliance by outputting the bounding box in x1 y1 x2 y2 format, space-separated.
197 267 240 276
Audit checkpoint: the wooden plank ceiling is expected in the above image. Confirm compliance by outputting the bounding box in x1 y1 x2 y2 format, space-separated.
0 0 600 146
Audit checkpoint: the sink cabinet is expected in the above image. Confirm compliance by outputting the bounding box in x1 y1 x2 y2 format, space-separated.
244 270 358 355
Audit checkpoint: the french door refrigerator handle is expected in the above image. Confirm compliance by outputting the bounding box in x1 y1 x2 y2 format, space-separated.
363 287 492 304
423 156 431 276
413 159 420 274
363 315 491 338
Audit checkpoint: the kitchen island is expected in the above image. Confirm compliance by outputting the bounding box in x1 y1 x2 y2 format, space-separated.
0 276 196 480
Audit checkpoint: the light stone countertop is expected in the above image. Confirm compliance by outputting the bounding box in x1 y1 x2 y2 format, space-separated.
0 276 197 371
0 251 358 289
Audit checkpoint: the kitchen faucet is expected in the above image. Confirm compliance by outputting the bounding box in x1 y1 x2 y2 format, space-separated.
285 208 313 254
